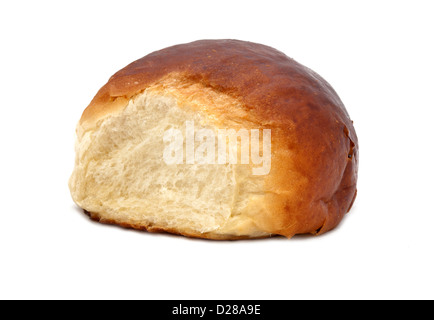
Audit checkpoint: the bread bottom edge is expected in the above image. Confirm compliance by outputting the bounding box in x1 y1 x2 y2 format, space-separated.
81 209 278 241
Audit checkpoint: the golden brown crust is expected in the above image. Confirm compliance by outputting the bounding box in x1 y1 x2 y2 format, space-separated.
77 39 358 238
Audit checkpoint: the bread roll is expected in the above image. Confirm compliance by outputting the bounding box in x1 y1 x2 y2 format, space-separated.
69 39 358 239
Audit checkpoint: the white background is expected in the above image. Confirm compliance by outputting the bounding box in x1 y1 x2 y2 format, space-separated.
1 0 433 300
